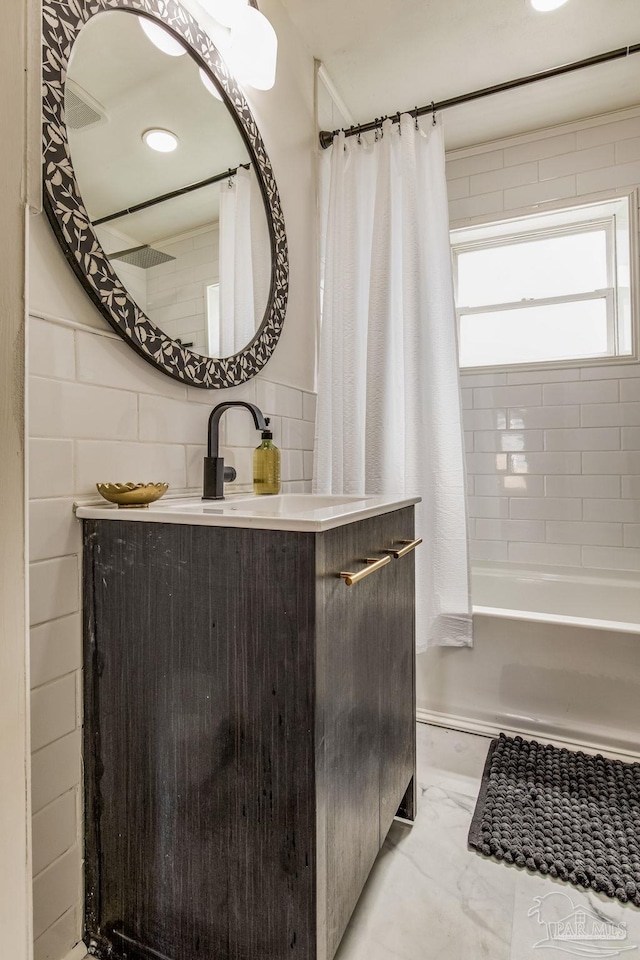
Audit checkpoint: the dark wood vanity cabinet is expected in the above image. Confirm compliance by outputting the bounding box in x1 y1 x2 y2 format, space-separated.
83 506 416 960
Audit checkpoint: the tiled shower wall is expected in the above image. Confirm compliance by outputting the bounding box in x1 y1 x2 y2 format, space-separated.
96 224 221 355
446 107 640 570
28 307 315 959
146 226 220 354
461 367 640 569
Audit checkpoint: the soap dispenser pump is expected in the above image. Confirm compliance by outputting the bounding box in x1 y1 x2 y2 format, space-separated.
253 418 281 495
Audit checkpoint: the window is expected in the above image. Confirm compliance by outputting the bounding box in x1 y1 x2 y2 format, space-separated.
206 282 221 356
451 195 637 370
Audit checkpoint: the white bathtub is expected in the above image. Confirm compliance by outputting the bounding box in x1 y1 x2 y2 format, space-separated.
416 563 640 761
473 563 640 634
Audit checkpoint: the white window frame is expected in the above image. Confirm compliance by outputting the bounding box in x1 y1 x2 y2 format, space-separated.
451 191 639 374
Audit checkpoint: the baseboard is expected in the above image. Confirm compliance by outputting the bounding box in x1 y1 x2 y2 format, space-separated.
63 942 89 960
416 708 640 764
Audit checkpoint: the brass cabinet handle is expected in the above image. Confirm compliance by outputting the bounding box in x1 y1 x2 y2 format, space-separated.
340 555 391 586
383 538 423 560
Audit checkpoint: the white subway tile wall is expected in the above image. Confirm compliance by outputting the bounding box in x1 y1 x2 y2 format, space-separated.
28 312 317 955
461 366 640 568
450 108 640 570
145 226 220 355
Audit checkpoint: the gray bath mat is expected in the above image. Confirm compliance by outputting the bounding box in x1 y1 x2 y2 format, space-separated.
468 733 640 907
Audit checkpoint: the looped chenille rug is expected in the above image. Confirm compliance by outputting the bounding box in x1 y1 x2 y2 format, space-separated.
468 733 640 907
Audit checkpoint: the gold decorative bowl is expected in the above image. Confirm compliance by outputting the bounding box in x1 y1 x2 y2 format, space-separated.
96 482 169 509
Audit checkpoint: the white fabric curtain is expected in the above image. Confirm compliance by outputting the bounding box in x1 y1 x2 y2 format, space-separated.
249 168 272 324
314 115 472 650
219 166 256 356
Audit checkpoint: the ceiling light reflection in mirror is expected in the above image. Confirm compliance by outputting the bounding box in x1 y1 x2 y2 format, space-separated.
143 128 179 152
139 17 187 55
65 10 272 359
199 67 223 100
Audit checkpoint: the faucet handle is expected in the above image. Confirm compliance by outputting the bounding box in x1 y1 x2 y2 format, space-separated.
203 456 237 500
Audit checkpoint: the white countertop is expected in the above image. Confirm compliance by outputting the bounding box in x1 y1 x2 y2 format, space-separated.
75 493 420 533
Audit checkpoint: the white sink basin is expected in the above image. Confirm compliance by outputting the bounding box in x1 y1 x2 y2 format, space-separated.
76 492 420 532
165 494 366 514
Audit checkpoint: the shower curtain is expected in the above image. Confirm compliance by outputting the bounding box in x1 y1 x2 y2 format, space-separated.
219 166 257 356
314 115 472 650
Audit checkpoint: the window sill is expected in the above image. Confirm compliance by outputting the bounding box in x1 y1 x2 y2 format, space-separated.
459 354 640 377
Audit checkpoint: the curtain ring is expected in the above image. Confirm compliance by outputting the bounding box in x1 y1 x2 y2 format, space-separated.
431 101 437 126
357 124 362 145
414 106 419 130
227 168 234 188
396 111 402 135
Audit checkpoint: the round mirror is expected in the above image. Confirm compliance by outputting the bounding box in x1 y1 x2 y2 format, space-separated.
42 0 288 388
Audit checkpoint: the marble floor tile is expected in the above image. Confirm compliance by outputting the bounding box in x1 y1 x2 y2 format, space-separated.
335 723 640 960
335 724 515 960
511 870 640 959
416 722 492 798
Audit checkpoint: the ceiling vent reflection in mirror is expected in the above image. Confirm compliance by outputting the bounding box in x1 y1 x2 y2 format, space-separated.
42 0 288 389
64 79 107 131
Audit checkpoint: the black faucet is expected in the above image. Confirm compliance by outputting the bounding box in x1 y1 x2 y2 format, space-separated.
203 401 267 500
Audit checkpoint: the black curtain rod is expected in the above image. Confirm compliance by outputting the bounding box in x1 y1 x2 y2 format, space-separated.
319 42 640 149
93 163 251 226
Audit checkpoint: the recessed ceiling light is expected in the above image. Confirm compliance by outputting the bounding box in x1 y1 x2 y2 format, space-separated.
139 18 186 56
142 128 179 153
199 67 223 101
530 0 569 10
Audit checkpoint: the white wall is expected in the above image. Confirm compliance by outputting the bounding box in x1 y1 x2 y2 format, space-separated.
448 107 640 570
28 2 317 957
1 0 32 956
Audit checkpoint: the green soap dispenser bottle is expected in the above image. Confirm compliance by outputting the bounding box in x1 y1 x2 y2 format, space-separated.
253 418 281 495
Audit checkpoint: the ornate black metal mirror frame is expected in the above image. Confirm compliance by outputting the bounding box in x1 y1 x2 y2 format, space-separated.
42 0 288 388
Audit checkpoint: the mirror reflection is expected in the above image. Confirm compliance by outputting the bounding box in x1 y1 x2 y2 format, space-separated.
66 10 271 358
